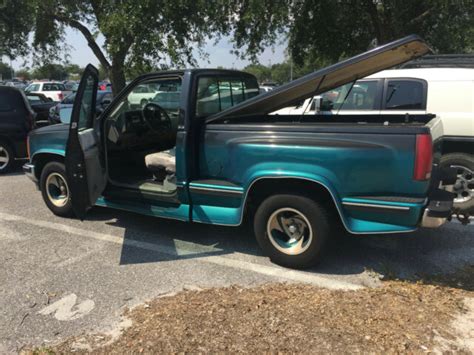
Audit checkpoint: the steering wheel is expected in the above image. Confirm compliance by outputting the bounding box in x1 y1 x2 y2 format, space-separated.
142 102 172 132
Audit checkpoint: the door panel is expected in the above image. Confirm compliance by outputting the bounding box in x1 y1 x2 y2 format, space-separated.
65 64 107 219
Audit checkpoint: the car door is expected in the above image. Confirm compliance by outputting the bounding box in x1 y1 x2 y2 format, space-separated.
65 64 107 219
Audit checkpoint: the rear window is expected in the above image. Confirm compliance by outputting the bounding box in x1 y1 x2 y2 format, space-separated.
0 89 25 112
195 75 259 117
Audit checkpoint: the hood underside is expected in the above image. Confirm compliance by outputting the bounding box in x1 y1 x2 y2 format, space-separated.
207 35 431 122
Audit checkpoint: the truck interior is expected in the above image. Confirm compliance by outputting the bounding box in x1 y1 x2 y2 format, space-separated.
104 74 260 196
105 77 181 195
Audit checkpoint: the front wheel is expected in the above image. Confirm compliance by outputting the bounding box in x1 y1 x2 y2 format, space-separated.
40 161 74 217
254 194 330 269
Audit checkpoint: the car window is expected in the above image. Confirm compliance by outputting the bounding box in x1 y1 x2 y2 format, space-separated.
109 77 182 124
43 83 65 91
63 93 76 104
319 80 378 111
0 90 24 113
385 80 425 110
27 95 43 103
195 76 259 117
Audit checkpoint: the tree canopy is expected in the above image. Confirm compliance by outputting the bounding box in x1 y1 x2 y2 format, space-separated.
2 0 473 92
234 0 474 66
1 0 235 94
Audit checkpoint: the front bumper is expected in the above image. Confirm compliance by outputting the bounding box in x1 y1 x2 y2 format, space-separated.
23 163 37 183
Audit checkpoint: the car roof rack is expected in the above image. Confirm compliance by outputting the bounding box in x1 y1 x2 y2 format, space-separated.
400 54 474 69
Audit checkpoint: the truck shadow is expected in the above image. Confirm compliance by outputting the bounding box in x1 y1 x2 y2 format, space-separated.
86 207 474 291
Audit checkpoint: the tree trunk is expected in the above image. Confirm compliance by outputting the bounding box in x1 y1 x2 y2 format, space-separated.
109 61 127 97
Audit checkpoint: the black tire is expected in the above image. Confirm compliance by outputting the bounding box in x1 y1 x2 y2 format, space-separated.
254 194 330 269
40 161 74 217
0 141 14 174
440 153 474 214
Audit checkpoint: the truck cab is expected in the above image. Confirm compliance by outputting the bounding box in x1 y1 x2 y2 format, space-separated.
25 35 463 269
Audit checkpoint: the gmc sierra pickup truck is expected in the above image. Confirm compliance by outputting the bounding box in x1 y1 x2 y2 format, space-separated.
24 35 460 269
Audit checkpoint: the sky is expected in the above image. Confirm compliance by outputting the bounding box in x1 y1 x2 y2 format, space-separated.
9 27 287 70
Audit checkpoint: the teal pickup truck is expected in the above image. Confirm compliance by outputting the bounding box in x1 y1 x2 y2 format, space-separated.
23 35 460 269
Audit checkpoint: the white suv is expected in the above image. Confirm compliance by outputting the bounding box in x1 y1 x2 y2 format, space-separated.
25 82 72 102
273 67 474 214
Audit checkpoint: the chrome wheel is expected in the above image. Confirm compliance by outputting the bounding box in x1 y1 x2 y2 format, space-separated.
452 165 474 204
0 146 10 171
266 208 313 256
46 173 69 207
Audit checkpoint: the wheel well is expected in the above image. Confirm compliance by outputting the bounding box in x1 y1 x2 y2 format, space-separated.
244 178 343 225
442 139 474 155
33 154 64 180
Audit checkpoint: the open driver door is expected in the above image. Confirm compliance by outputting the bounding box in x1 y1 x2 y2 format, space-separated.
65 64 107 219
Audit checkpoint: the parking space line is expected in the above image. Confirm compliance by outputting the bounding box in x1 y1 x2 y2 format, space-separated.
0 211 363 290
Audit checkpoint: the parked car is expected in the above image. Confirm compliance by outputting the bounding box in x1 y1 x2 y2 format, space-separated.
48 91 113 124
273 67 474 214
98 81 112 91
26 92 57 125
24 36 463 269
25 81 72 102
127 83 161 108
5 81 28 90
63 81 79 92
0 86 35 173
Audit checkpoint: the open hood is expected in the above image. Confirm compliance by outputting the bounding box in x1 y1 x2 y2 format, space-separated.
207 35 431 122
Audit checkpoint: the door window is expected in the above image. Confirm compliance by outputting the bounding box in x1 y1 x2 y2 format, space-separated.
320 80 379 111
385 80 426 110
77 75 97 130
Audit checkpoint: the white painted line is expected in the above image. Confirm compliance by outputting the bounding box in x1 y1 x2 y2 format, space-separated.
0 211 362 290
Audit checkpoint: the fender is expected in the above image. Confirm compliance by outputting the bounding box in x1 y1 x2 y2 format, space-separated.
240 171 351 231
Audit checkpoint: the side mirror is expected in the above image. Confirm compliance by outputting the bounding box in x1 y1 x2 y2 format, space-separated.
312 96 323 114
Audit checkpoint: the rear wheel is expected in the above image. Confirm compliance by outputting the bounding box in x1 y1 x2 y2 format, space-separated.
40 161 74 217
254 194 330 269
0 142 14 174
440 153 474 214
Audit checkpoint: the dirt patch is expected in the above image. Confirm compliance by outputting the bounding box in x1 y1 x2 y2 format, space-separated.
35 281 472 354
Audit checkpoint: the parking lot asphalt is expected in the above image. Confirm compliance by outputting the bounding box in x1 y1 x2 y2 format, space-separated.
1 169 473 352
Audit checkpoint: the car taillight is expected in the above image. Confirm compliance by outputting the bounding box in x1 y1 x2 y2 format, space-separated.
413 134 433 181
58 93 64 101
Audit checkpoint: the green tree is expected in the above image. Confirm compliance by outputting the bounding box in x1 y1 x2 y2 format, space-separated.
1 0 237 95
32 63 69 80
233 0 474 66
15 68 31 80
243 63 272 83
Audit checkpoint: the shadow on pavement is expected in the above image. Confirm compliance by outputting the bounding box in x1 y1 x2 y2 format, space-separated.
85 207 474 290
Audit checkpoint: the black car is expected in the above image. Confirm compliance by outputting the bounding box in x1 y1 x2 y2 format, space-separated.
26 93 57 125
48 91 113 124
0 86 35 173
